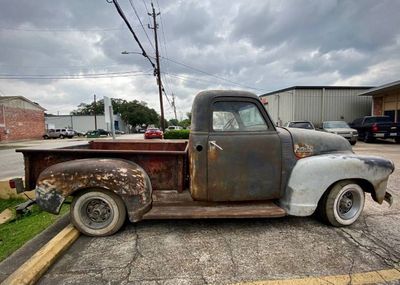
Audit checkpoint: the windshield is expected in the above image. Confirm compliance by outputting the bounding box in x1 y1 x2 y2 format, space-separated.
364 117 392 124
289 122 314 129
323 121 350 129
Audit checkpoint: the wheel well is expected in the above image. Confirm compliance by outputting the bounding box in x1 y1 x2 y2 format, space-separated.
322 178 375 202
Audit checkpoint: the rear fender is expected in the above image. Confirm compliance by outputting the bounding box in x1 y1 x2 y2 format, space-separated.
36 158 152 222
279 154 394 216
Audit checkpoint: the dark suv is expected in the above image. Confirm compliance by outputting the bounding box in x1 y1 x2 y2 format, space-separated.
349 116 400 143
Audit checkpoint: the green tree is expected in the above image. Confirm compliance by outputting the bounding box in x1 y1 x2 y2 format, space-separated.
168 119 179 126
71 98 160 127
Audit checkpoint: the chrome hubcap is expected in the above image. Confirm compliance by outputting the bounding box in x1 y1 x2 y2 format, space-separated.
336 188 362 220
86 199 111 223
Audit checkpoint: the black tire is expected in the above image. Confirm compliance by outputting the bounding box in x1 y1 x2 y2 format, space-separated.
350 141 356 146
60 134 65 139
71 189 126 236
317 181 365 227
363 132 374 143
43 135 49 140
395 138 400 144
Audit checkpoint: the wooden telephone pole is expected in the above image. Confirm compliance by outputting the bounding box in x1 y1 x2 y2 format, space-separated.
148 2 165 131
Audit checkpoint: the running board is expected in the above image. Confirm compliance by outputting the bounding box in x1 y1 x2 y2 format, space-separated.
142 201 286 220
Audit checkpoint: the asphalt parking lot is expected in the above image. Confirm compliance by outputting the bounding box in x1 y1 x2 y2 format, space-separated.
33 140 400 285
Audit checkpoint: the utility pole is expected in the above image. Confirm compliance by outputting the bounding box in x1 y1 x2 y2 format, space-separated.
172 93 177 121
93 94 98 130
148 2 165 131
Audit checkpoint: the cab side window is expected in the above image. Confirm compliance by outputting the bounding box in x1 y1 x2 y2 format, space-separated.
212 101 269 132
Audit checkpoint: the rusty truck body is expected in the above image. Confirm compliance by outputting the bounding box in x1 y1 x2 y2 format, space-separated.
13 90 395 236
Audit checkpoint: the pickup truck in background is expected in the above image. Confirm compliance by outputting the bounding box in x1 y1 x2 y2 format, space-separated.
11 91 395 236
349 116 400 143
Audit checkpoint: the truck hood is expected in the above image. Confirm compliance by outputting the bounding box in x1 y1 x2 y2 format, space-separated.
283 127 353 158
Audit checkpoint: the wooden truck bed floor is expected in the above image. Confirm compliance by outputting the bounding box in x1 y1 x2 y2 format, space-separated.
142 190 287 219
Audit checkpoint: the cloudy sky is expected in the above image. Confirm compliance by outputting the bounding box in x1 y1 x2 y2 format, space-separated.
0 0 399 119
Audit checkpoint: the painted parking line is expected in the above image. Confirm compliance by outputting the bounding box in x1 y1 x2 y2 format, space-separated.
234 268 400 285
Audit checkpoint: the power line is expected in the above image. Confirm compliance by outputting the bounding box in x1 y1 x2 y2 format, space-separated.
163 72 241 87
0 71 152 80
162 56 266 92
0 27 132 32
141 0 152 23
155 0 174 97
128 0 155 51
109 0 156 70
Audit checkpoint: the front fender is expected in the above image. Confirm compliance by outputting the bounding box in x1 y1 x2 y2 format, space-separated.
279 154 394 216
36 158 152 222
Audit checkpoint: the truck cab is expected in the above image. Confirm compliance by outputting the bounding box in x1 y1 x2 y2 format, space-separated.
189 90 282 202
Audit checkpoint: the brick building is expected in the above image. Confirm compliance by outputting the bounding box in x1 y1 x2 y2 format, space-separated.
359 80 400 122
0 96 46 142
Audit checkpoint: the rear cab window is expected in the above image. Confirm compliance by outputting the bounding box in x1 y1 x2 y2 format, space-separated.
212 101 270 132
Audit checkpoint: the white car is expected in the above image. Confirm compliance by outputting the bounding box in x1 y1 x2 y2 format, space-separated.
322 121 358 145
167 126 183 131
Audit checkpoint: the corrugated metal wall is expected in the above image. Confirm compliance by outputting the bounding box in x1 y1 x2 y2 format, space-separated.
262 88 372 127
294 89 322 125
264 91 294 125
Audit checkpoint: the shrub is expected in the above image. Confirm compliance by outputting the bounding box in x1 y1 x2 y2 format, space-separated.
164 129 190 139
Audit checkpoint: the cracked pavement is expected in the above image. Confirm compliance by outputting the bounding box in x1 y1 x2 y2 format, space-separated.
38 141 400 285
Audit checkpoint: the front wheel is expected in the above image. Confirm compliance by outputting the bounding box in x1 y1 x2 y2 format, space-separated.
71 189 126 236
317 181 365 227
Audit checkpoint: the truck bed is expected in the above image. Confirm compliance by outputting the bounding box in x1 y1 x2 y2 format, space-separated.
17 140 189 192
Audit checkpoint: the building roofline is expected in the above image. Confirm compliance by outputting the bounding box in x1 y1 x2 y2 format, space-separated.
358 80 400 96
260 86 374 97
0 95 46 111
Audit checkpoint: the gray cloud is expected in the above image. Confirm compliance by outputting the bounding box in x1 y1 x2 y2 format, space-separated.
0 0 399 117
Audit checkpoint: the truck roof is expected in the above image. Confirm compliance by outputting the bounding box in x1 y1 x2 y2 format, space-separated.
191 90 258 132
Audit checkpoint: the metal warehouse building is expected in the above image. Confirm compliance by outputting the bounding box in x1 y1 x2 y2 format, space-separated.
260 86 373 127
45 114 128 133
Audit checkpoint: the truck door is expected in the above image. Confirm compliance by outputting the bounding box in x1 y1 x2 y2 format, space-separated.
207 99 282 201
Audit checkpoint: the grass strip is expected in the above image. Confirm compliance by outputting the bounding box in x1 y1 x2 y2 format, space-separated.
0 202 69 262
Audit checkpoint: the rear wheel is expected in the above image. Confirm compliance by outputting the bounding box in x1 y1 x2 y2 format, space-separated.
364 132 374 143
60 134 65 139
350 141 356 145
317 181 365 227
71 189 126 236
395 138 400 144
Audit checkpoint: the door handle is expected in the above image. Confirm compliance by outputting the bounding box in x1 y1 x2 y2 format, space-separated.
209 140 223 150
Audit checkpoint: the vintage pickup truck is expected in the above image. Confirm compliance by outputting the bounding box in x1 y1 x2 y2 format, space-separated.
11 90 395 236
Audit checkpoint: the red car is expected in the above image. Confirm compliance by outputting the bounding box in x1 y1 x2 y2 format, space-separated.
144 128 163 139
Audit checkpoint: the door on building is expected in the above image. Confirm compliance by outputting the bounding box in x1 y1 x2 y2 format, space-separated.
384 110 395 122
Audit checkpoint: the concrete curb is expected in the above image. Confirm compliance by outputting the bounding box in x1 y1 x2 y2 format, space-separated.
0 214 70 283
1 224 80 285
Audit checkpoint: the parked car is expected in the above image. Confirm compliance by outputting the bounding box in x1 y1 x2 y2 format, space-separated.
115 130 125 135
85 129 110 137
43 128 74 139
349 116 400 143
144 128 163 139
12 90 394 237
167 126 183 131
284 121 315 130
321 121 358 145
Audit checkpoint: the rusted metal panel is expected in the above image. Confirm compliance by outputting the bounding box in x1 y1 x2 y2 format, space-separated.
17 140 188 193
142 201 286 219
35 158 152 222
